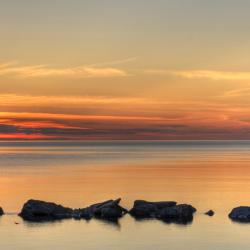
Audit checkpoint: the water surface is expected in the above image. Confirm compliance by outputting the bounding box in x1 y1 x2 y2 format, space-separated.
0 140 250 249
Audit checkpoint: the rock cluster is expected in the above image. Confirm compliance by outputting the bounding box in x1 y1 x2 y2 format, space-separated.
19 198 127 222
5 200 250 224
18 199 196 223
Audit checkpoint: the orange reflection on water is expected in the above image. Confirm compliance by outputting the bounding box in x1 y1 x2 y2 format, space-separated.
1 159 250 214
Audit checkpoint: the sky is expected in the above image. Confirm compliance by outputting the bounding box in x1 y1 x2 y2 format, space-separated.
1 0 250 140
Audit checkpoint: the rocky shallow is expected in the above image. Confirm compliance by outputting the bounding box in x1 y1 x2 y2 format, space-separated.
1 199 250 224
18 199 128 222
18 199 196 223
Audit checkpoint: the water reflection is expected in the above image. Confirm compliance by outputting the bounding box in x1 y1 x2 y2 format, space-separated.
94 218 121 230
19 214 122 229
1 141 250 249
18 216 69 228
132 215 194 226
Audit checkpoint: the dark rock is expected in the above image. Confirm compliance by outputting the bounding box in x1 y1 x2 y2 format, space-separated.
205 210 214 216
130 203 157 218
134 200 177 210
72 209 82 220
129 200 177 218
19 199 73 222
78 206 94 220
159 204 196 223
229 206 250 222
0 207 4 216
79 198 127 220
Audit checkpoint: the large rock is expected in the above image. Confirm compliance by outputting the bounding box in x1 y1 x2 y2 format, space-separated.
0 207 4 216
229 206 250 222
129 200 196 223
129 200 177 218
19 199 73 222
78 198 128 220
159 204 196 223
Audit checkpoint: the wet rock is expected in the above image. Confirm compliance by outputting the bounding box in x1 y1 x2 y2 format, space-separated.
205 210 214 216
0 207 4 216
229 206 250 222
129 200 177 218
79 198 128 220
159 204 196 223
19 199 73 222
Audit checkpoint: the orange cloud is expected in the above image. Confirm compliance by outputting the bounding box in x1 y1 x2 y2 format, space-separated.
0 133 59 140
146 69 250 81
0 94 148 107
0 94 250 139
0 62 128 78
0 112 166 122
0 120 88 130
220 88 250 98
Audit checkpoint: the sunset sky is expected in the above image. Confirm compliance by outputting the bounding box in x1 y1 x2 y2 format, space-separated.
1 0 250 139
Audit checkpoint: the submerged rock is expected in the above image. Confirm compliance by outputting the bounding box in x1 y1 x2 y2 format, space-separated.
0 207 4 216
205 210 215 216
19 199 73 222
78 198 128 220
229 206 250 222
129 200 177 218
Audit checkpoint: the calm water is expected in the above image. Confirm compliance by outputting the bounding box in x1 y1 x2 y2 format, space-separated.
0 140 250 250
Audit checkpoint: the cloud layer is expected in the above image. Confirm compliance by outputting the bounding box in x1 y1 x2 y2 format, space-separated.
0 62 128 78
0 93 249 140
147 69 250 81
